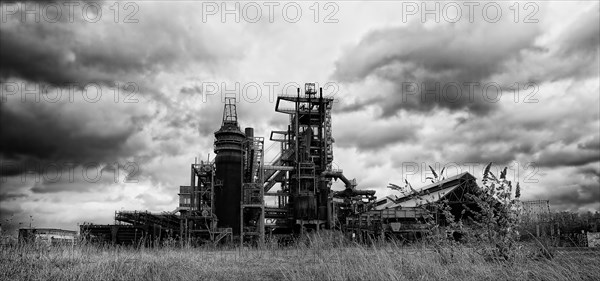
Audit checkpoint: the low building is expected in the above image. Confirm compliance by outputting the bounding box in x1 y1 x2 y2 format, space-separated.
18 228 77 245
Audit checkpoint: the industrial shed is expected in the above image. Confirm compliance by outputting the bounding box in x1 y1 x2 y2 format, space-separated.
345 172 482 242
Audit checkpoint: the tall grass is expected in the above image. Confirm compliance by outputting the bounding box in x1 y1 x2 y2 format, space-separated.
1 231 598 281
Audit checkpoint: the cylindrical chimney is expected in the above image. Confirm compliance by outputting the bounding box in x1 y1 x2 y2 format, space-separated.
214 122 245 235
245 127 254 138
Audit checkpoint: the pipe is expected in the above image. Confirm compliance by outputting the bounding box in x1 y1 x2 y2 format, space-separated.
321 170 355 189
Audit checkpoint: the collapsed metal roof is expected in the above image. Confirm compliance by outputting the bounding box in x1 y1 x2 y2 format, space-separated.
374 172 478 210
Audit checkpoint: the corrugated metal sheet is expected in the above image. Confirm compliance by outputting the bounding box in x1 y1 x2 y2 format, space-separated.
405 172 470 195
372 195 400 210
389 183 461 208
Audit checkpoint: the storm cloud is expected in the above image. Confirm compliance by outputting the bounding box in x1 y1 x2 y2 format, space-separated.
333 19 541 116
332 3 599 118
0 1 238 87
0 1 598 234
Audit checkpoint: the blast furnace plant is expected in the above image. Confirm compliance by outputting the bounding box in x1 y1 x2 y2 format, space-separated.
81 83 377 245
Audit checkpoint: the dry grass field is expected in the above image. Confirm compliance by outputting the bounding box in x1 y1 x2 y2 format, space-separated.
1 237 599 281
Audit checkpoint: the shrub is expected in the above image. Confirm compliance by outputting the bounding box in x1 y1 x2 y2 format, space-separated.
390 163 524 262
464 164 523 261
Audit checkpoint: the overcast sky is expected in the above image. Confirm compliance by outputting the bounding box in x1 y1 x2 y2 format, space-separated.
1 1 598 233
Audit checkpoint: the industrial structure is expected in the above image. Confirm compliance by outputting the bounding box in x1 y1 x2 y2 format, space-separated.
83 83 588 247
81 84 495 246
81 83 518 246
345 172 480 242
81 83 378 245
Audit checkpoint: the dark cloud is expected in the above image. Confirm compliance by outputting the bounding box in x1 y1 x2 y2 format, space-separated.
578 135 600 151
180 86 203 96
535 148 599 168
536 3 600 82
0 1 238 90
445 144 533 167
520 139 599 206
0 102 143 167
579 166 600 180
164 111 199 131
30 183 74 194
0 192 28 201
548 183 599 208
333 111 418 152
558 4 600 58
335 125 416 152
412 112 539 168
30 183 87 194
332 3 599 118
0 0 237 182
332 20 541 116
0 22 109 86
27 167 117 194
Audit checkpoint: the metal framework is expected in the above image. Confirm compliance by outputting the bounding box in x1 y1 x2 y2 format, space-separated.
222 97 238 124
521 199 551 223
344 208 431 242
241 135 265 245
180 162 232 245
261 83 376 237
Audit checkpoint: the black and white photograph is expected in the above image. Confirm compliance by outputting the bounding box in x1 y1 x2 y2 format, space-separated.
1 1 599 280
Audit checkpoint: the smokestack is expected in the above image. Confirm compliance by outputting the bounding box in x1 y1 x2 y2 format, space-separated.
245 127 254 138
